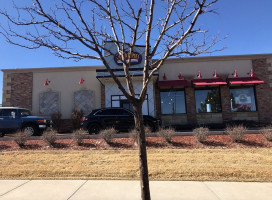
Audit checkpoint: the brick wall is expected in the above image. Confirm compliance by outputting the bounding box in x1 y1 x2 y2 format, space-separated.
100 83 105 108
220 85 232 123
185 87 197 125
2 72 33 110
253 58 272 123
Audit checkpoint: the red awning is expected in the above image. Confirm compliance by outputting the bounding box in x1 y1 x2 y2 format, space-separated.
158 80 190 88
227 77 264 85
192 78 227 86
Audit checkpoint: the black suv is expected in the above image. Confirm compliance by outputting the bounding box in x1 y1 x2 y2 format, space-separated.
81 108 160 134
0 107 50 137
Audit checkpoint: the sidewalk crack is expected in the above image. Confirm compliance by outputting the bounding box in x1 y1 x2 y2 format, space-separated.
67 180 88 200
202 182 222 200
0 180 31 197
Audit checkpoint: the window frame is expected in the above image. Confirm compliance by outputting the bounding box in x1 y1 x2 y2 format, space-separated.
160 89 187 115
229 86 258 112
194 87 222 113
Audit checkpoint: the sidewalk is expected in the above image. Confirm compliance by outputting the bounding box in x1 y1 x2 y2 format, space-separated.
0 180 271 200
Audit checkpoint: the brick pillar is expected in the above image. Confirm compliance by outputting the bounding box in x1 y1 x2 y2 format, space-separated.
220 85 232 123
6 72 33 110
185 87 197 125
100 83 105 108
252 58 272 124
154 83 161 118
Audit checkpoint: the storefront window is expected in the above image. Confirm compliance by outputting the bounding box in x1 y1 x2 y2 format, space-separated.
195 88 221 113
230 87 257 112
160 90 186 114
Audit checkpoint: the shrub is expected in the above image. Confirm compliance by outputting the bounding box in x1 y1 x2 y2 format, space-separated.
260 126 272 142
193 127 209 143
51 112 62 132
71 109 84 130
42 129 57 147
156 127 175 144
99 127 117 145
130 126 151 146
225 124 247 143
14 131 30 148
73 129 87 146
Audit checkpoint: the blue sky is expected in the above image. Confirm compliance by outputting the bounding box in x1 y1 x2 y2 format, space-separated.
1 0 272 104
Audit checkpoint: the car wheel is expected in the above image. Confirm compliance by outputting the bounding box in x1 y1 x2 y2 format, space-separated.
146 122 155 132
22 125 38 136
88 124 101 135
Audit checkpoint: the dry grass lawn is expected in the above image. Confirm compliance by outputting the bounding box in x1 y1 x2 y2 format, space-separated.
0 148 272 181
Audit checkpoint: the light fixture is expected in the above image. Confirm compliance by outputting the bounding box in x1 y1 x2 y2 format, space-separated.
232 70 238 77
213 70 219 78
44 78 50 86
248 69 254 77
197 71 202 78
79 77 85 84
163 73 167 80
178 72 183 79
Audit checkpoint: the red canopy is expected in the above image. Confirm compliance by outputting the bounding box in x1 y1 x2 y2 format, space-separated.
192 78 227 86
227 77 264 85
158 80 190 88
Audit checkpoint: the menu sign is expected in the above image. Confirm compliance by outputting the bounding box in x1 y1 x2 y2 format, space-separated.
114 52 142 66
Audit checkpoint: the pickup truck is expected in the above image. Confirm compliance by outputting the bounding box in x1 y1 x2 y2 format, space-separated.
0 107 50 137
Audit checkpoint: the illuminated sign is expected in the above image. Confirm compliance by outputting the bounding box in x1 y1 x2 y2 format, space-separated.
114 52 142 66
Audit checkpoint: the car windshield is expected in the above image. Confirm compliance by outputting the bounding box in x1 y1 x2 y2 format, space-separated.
21 109 32 116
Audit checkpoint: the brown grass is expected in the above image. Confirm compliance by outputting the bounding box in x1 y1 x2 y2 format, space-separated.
0 148 272 181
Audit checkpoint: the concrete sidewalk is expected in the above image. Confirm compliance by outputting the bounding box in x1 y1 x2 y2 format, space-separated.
0 180 271 200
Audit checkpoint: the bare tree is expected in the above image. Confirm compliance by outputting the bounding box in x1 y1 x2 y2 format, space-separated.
0 0 223 199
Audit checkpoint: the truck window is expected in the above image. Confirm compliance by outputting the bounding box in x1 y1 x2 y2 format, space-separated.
21 109 32 116
2 109 17 117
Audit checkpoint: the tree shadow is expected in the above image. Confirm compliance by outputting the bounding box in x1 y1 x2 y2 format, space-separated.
24 144 43 150
0 144 11 151
239 140 266 147
201 141 228 147
80 142 96 148
52 142 70 148
109 142 133 148
146 141 168 148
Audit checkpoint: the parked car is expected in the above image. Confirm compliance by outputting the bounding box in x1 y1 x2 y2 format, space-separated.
0 107 50 137
81 108 160 134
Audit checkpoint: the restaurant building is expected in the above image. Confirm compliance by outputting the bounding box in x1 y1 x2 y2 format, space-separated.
2 52 272 128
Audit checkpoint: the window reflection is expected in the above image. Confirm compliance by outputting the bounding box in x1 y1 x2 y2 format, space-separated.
160 90 186 114
230 87 256 112
195 88 221 113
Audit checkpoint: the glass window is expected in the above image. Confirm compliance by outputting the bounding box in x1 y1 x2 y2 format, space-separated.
160 90 186 114
230 87 257 112
1 109 17 116
195 88 221 113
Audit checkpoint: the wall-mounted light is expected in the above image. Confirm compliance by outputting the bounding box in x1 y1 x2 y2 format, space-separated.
197 71 202 78
44 78 50 86
163 73 167 80
213 70 219 78
232 70 238 77
79 77 85 85
178 72 183 79
248 69 254 77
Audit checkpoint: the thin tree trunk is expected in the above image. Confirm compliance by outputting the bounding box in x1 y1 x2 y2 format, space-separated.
133 101 151 200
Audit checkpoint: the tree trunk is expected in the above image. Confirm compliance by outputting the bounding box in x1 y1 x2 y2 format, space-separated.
133 101 151 200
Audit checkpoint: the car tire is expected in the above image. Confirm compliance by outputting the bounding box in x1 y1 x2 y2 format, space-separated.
22 125 38 136
146 122 155 132
88 124 101 135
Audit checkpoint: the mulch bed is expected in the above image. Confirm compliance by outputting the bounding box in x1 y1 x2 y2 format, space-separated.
0 134 271 151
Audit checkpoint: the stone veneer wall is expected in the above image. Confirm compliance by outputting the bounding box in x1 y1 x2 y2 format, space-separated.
2 72 33 110
253 58 272 124
100 83 105 108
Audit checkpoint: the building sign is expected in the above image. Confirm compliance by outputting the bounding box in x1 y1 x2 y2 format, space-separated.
114 52 142 66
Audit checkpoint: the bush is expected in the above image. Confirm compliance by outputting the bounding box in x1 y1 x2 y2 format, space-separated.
193 127 209 143
72 109 84 130
14 131 30 148
156 127 175 144
225 124 247 143
42 129 57 147
51 112 62 132
73 129 87 146
99 127 117 145
260 126 272 142
129 126 151 146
